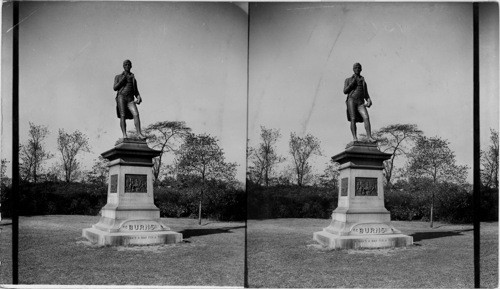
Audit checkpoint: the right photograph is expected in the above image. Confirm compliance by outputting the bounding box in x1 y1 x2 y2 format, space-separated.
247 2 498 288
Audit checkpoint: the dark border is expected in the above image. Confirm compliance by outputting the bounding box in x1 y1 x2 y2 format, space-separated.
473 2 480 288
12 0 20 284
244 3 250 288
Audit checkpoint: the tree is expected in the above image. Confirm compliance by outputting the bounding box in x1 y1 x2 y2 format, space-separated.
481 129 499 189
373 124 423 187
406 136 468 227
144 121 191 185
1 159 10 186
289 132 321 186
57 129 91 182
176 133 237 225
318 161 340 188
85 156 109 185
42 163 64 182
19 122 53 183
248 126 285 186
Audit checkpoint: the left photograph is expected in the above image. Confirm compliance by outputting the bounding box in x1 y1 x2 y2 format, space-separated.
1 2 247 285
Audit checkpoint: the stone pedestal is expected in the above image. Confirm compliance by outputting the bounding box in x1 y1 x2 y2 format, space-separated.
313 141 412 249
82 138 182 246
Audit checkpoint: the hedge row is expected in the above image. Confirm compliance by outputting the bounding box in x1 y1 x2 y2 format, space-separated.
154 185 246 221
384 182 474 223
1 182 107 217
247 184 337 219
1 180 497 223
386 180 498 223
247 181 498 223
0 181 246 222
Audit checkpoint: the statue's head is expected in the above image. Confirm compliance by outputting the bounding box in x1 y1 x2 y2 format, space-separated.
123 59 132 72
353 62 362 75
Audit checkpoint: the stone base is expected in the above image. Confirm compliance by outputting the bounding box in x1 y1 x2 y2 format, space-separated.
313 230 413 250
82 227 182 246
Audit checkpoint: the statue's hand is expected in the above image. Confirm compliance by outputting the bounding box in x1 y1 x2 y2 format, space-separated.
365 98 372 107
350 77 358 87
135 95 142 104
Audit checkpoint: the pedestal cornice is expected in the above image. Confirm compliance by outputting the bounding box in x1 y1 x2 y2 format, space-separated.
332 141 391 166
101 138 161 164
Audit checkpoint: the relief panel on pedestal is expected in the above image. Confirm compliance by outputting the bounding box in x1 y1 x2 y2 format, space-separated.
354 177 378 196
110 174 118 193
340 178 348 196
125 174 147 193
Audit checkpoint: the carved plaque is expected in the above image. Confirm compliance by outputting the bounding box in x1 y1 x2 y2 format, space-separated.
340 178 348 196
125 174 147 193
355 177 378 196
110 174 118 193
119 220 164 232
350 223 393 235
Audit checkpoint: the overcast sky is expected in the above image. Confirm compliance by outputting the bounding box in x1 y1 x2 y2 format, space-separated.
2 2 248 181
1 2 498 184
248 2 498 182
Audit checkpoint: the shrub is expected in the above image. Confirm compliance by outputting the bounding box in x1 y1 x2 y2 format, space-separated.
1 184 12 218
247 184 337 219
1 180 245 222
387 179 477 223
480 186 499 222
7 181 107 216
249 179 485 224
154 182 246 221
154 187 195 218
2 178 493 224
385 187 430 221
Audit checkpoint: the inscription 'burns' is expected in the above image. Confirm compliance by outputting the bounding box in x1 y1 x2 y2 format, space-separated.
123 224 157 231
119 221 164 232
350 223 392 235
352 227 387 234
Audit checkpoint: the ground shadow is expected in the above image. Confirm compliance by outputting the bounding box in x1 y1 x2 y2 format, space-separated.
411 229 473 242
179 226 245 239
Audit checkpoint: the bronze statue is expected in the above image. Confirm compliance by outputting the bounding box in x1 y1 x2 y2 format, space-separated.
114 59 146 139
343 63 376 142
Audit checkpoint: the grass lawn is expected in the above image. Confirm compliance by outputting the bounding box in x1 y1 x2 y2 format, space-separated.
0 219 13 284
247 218 498 288
18 215 244 286
481 222 498 288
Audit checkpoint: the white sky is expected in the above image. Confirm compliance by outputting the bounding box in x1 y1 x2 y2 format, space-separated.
1 2 248 182
1 2 498 184
248 2 498 182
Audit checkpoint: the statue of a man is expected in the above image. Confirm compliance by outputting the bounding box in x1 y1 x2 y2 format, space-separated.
343 62 376 142
114 59 146 139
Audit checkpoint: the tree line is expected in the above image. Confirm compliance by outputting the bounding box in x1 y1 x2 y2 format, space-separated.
1 121 241 224
247 124 499 226
0 121 497 225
